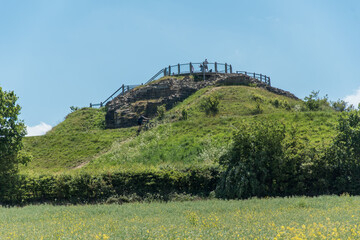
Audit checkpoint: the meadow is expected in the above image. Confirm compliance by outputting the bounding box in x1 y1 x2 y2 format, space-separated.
1 195 360 239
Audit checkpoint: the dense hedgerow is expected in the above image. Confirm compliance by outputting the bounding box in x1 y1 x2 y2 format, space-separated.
0 167 220 205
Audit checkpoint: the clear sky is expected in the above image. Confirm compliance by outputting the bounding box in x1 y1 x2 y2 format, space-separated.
1 0 360 135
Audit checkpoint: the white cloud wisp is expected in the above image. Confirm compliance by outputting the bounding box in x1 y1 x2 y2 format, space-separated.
344 87 360 108
26 122 52 137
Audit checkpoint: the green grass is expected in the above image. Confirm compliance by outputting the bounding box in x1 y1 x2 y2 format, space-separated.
1 195 360 239
22 85 339 175
22 108 136 175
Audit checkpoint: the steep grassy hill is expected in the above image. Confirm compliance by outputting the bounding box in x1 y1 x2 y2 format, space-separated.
22 85 339 176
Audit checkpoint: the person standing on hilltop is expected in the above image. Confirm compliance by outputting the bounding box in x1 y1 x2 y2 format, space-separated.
203 59 209 72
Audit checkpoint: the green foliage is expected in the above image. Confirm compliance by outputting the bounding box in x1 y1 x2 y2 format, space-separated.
199 95 220 116
0 87 30 201
250 93 265 102
69 106 79 112
181 109 188 120
157 104 166 120
252 102 263 114
324 110 360 194
271 98 281 108
304 90 330 111
2 167 219 205
331 99 347 112
269 98 292 110
216 121 324 199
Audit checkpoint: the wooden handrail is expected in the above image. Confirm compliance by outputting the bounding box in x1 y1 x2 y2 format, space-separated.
90 62 271 108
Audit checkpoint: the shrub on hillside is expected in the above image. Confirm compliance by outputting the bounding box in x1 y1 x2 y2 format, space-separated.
251 102 263 115
304 90 330 111
250 94 265 102
181 109 188 120
157 104 166 120
70 106 79 112
331 99 348 112
215 121 323 199
200 95 220 116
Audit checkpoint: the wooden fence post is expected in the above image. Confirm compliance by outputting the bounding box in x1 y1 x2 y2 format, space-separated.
253 73 256 78
215 62 217 72
230 64 232 73
122 84 125 94
168 65 171 76
260 74 262 82
127 85 130 91
190 62 192 74
164 68 167 76
178 64 180 75
225 63 228 73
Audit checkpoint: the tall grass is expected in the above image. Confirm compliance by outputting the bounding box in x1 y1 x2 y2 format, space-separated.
1 196 360 239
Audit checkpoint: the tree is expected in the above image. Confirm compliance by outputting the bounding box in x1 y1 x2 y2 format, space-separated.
0 87 30 202
216 121 287 199
215 121 320 199
326 110 360 194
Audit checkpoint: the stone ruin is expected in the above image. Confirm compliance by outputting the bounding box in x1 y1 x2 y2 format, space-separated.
105 73 298 129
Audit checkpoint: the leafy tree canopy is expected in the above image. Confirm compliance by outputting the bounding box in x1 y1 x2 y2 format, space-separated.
0 87 30 186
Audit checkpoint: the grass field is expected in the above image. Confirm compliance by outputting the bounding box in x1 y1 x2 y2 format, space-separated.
1 195 359 239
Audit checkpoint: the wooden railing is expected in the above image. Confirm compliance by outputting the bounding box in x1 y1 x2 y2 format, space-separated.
163 62 232 76
90 62 271 107
236 71 271 86
90 84 139 108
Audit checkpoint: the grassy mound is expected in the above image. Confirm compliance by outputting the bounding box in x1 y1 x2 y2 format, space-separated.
22 85 339 175
22 108 135 175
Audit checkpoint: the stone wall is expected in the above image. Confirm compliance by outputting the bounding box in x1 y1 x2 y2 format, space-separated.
105 74 298 129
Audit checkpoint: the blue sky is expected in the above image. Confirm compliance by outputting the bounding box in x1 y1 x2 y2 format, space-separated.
1 0 360 135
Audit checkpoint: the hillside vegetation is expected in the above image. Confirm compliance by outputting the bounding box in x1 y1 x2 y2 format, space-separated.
22 85 338 175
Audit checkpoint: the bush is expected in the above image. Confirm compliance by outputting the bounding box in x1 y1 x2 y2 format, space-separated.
70 106 79 112
181 109 188 120
251 94 264 102
157 104 166 120
331 99 347 112
304 91 330 111
200 95 220 116
252 102 263 115
216 121 322 199
271 99 280 108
